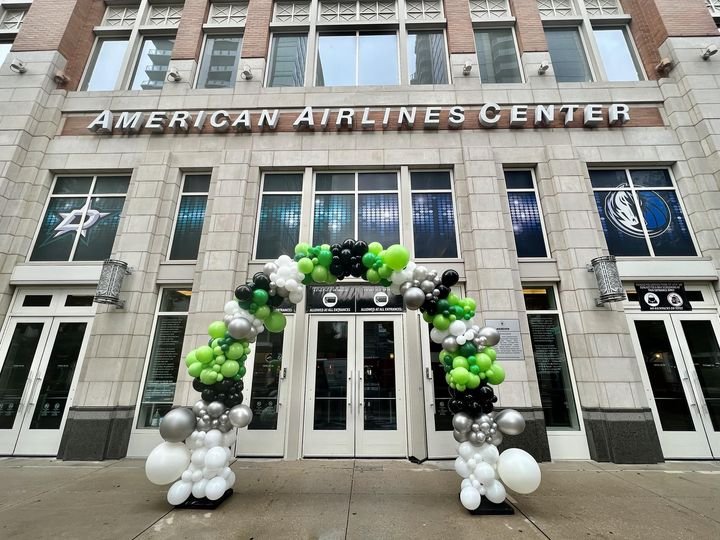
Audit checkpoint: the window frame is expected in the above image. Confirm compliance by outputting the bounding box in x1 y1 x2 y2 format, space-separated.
167 172 212 262
472 23 525 84
264 31 309 88
253 171 306 261
504 168 550 259
543 23 596 83
27 174 130 263
405 26 452 85
79 34 131 92
589 167 701 258
588 21 646 81
128 32 177 91
194 31 244 89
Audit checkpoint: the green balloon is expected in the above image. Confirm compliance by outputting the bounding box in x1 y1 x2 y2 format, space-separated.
452 356 469 369
188 361 203 378
221 360 240 378
294 242 311 255
208 321 227 340
227 342 245 360
487 363 506 385
361 252 376 268
448 293 460 306
378 264 393 279
476 353 492 371
311 265 329 283
484 347 497 362
238 365 246 378
466 298 477 311
384 244 410 271
366 269 381 284
185 350 197 368
433 314 450 330
469 365 481 375
266 311 287 333
297 257 314 274
327 273 337 284
252 289 269 306
318 249 332 267
445 373 452 385
437 299 450 313
255 305 271 320
459 343 477 358
423 312 434 323
467 374 481 389
200 369 218 384
196 346 214 364
368 242 383 255
451 367 470 385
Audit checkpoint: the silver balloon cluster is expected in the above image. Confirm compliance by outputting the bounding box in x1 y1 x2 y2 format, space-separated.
442 325 501 353
394 264 441 310
452 412 503 446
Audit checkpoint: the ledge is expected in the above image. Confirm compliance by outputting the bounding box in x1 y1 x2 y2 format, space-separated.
616 257 718 281
519 259 559 281
10 263 102 285
157 262 195 284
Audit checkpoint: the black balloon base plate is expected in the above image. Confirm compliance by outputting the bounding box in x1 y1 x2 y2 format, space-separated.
461 495 515 516
175 489 233 509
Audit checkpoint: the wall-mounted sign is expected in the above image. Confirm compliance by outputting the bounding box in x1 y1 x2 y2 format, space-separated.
307 285 404 313
83 103 636 136
635 282 692 311
485 319 524 360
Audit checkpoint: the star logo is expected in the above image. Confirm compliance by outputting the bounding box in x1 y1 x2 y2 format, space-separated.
53 202 110 238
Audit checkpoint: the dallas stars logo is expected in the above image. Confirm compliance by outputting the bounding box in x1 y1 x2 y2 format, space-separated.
53 202 110 238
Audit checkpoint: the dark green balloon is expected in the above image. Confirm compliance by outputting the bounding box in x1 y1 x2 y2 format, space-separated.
459 342 477 358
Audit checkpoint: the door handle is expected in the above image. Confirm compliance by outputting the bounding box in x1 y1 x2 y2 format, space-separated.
26 375 42 408
425 367 432 380
281 367 287 380
680 375 698 408
358 369 363 412
348 371 352 407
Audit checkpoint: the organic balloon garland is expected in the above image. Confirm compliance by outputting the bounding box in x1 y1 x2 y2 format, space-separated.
145 239 541 510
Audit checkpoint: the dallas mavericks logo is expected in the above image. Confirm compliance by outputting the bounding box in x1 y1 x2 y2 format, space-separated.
605 186 671 238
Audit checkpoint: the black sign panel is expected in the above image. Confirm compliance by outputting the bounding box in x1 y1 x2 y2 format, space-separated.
307 285 404 313
635 282 692 311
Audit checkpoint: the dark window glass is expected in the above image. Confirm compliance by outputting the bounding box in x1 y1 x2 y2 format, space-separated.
313 194 355 245
363 321 398 430
64 295 94 307
358 194 400 247
22 295 52 307
508 192 548 257
93 176 132 194
268 34 307 87
159 288 192 312
316 173 355 191
639 191 697 257
53 177 93 195
82 38 128 91
30 197 88 261
589 169 628 189
72 196 125 261
630 169 673 188
170 195 208 260
183 175 211 193
407 31 448 85
358 173 397 191
681 320 720 431
0 323 44 429
545 28 592 82
474 28 522 83
257 194 302 259
410 171 451 190
197 35 242 89
249 330 285 430
593 27 640 82
313 321 348 430
593 191 650 256
523 287 557 311
412 192 458 258
130 37 175 90
504 170 534 190
263 174 303 192
427 334 452 430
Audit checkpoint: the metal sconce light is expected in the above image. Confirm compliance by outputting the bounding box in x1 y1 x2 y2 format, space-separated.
587 255 626 307
94 259 132 308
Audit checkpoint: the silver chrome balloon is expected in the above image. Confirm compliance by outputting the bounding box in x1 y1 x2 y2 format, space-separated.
228 317 252 339
442 336 459 353
207 401 226 418
399 281 413 295
159 407 196 443
420 279 435 293
451 412 473 433
453 429 469 443
263 262 278 276
468 431 485 445
489 431 503 446
192 400 208 416
196 417 211 432
229 404 254 428
478 327 501 346
201 414 211 423
494 408 526 436
471 423 481 433
413 266 428 281
223 314 234 326
403 287 426 310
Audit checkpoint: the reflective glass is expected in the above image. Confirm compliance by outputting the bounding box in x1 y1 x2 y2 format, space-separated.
316 173 355 191
30 323 87 430
170 195 208 260
316 34 356 86
264 174 302 192
22 295 52 307
93 176 130 194
681 320 720 431
358 194 400 247
53 177 93 195
504 170 534 190
72 197 125 261
249 330 285 430
313 321 348 430
634 320 694 431
407 31 448 85
184 174 211 193
594 27 640 82
630 169 673 188
197 36 242 89
159 288 192 313
508 192 547 257
410 171 451 191
82 38 128 91
257 194 302 259
130 37 175 90
363 321 397 430
358 33 398 85
639 191 697 257
428 336 452 430
523 287 557 311
474 29 522 83
0 42 12 67
0 323 44 429
545 28 592 82
30 197 87 261
268 34 307 87
358 173 397 191
589 169 627 189
313 194 355 245
593 191 650 256
412 192 458 258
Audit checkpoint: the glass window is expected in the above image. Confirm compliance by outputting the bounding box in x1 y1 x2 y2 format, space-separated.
30 175 129 262
411 171 458 258
130 37 175 90
312 172 400 246
82 38 129 91
169 174 211 260
593 26 641 81
407 30 448 85
545 27 592 82
523 286 580 430
590 169 697 257
474 28 522 83
136 288 191 429
316 32 399 86
197 35 242 88
504 170 548 258
0 42 12 66
268 34 307 87
256 173 303 259
248 329 286 430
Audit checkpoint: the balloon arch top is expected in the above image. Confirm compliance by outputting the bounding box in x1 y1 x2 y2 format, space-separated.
146 239 541 510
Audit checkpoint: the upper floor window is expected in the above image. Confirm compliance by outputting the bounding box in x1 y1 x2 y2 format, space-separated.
0 5 28 66
474 28 523 83
504 170 549 258
319 0 397 22
130 36 176 90
545 27 592 82
267 33 308 87
706 1 720 29
411 171 458 258
197 35 243 88
590 169 698 257
407 30 449 84
169 174 211 261
30 175 130 262
255 173 304 259
315 31 399 86
592 26 641 81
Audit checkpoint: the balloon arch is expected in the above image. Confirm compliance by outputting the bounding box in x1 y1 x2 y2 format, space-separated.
145 239 541 510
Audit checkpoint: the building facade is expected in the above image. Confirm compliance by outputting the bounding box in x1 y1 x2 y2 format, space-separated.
0 0 719 463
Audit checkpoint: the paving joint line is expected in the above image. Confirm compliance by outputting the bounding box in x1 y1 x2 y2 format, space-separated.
344 460 357 540
508 500 553 540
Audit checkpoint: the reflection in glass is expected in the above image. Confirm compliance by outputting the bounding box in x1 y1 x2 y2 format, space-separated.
363 321 397 430
635 320 694 431
313 194 355 245
268 34 307 87
316 34 355 86
82 38 128 91
249 330 284 430
545 28 592 82
407 31 448 85
316 173 355 192
313 321 348 430
197 36 242 89
316 33 398 86
30 323 87 430
594 27 640 82
130 37 175 90
474 29 522 83
359 33 398 85
53 177 93 195
0 323 44 429
681 321 720 431
0 42 12 67
428 335 452 431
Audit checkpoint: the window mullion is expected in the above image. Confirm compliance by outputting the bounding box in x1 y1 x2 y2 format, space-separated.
116 0 149 90
69 177 97 261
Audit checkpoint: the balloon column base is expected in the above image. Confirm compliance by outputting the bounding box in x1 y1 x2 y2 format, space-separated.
175 489 233 510
460 495 515 516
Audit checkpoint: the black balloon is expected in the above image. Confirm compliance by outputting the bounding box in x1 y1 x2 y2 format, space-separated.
235 285 253 302
340 249 352 264
436 285 451 299
342 238 355 250
422 297 438 315
350 262 364 277
442 269 460 287
330 263 343 276
201 388 216 402
352 240 368 256
192 379 204 392
253 273 271 291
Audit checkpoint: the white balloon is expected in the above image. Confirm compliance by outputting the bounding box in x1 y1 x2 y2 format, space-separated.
478 443 500 465
454 456 472 478
471 479 481 489
456 336 467 346
460 486 482 510
226 471 236 488
145 442 191 485
167 480 193 505
181 470 192 482
203 468 217 479
191 478 208 498
430 327 449 343
191 470 202 483
224 301 239 316
497 448 541 494
467 459 477 470
449 320 466 336
461 478 472 490
221 466 232 479
484 480 507 504
190 447 207 467
206 477 228 501
458 442 475 460
204 429 223 448
205 446 228 470
289 291 303 304
474 462 496 483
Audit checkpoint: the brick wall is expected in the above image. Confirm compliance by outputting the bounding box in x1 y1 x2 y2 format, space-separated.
443 0 476 54
619 0 661 81
241 0 274 58
173 0 210 61
509 0 548 53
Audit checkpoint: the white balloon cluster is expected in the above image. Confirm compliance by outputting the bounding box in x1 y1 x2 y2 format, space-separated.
223 300 265 343
267 255 305 304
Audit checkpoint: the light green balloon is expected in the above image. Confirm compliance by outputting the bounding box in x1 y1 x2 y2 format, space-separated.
227 342 245 360
366 269 381 284
368 242 383 255
476 353 492 371
196 346 214 364
208 321 227 340
221 360 240 378
255 305 271 320
265 311 287 333
466 374 481 389
452 356 469 369
433 314 450 330
297 257 314 274
484 347 497 362
311 265 329 283
294 242 310 255
384 244 410 271
200 369 218 384
185 351 197 368
188 361 203 378
487 363 506 385
451 367 470 385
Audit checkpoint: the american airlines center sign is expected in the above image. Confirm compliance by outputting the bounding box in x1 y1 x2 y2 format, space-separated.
83 103 642 135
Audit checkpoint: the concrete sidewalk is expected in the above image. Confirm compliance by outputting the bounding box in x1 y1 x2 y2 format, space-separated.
0 458 718 540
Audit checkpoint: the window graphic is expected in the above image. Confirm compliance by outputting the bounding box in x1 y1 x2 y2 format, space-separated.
30 176 129 262
169 174 211 260
410 171 458 258
590 169 697 257
256 174 304 259
504 170 548 258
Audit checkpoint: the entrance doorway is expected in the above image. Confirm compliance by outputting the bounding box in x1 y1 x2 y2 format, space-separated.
303 315 406 457
0 289 95 455
628 313 720 458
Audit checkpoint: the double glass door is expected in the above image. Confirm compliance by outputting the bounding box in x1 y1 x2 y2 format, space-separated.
629 314 720 458
0 317 92 455
303 315 406 457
